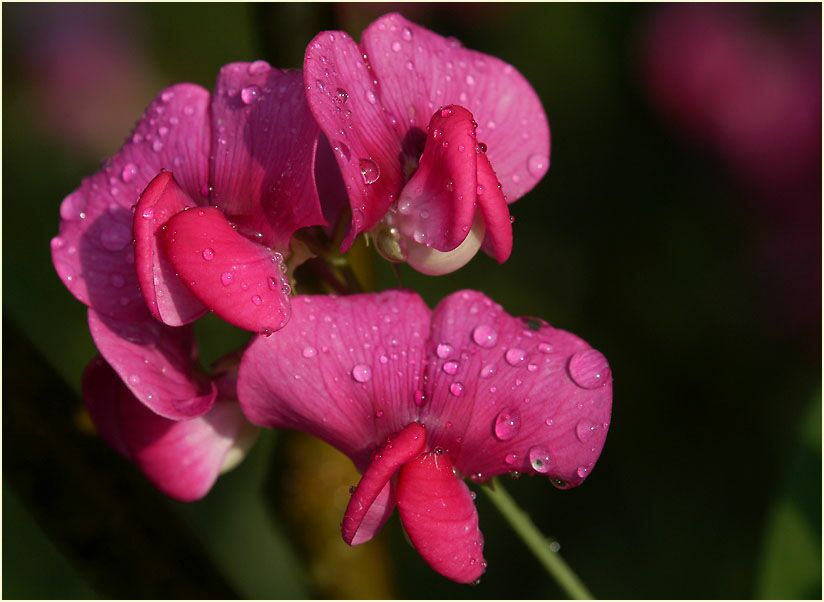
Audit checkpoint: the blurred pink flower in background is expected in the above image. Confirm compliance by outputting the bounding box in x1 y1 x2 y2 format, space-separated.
10 4 161 157
642 4 821 341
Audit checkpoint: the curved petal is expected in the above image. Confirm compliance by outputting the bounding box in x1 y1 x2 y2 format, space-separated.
349 480 396 546
419 291 612 488
160 206 291 335
133 170 207 325
87 309 217 420
475 151 512 263
396 452 485 584
210 63 326 249
304 30 405 249
342 422 426 545
52 83 210 321
237 291 429 467
361 12 550 202
82 355 254 502
395 105 478 253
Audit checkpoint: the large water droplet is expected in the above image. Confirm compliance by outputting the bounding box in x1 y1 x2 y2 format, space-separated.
528 447 552 473
100 224 132 251
333 140 351 162
568 349 610 389
202 248 215 261
576 466 589 478
450 382 465 396
352 364 372 383
575 419 598 443
505 348 527 366
121 163 138 183
527 154 549 177
241 85 262 105
358 158 380 184
220 271 234 286
436 343 453 358
494 409 520 441
472 324 497 348
443 360 459 375
336 88 349 103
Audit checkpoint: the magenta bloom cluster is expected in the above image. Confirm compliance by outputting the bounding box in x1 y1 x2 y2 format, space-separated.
51 13 611 584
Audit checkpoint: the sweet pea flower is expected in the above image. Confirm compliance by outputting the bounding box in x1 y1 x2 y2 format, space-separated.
239 290 612 583
52 62 325 496
304 13 550 275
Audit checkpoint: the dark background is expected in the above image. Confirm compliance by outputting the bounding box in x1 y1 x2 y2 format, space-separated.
3 3 820 599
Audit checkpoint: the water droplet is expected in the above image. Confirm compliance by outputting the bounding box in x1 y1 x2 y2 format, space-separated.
538 342 552 353
375 409 384 418
505 348 527 366
158 126 169 137
576 420 598 443
248 60 269 75
505 452 518 465
476 142 487 153
128 374 140 385
529 447 552 473
527 154 549 177
251 295 263 306
161 90 175 103
391 41 402 52
576 466 589 478
121 163 138 183
365 90 377 104
201 247 215 261
450 382 465 396
440 106 454 118
414 389 426 406
302 346 317 358
358 158 380 184
472 324 497 348
333 141 351 162
568 349 610 389
241 85 262 105
100 224 132 251
152 140 164 153
352 364 372 383
402 27 413 41
465 74 476 86
336 87 348 103
405 60 415 71
527 363 538 372
436 343 453 358
480 364 496 378
220 271 234 286
443 360 459 375
494 409 521 441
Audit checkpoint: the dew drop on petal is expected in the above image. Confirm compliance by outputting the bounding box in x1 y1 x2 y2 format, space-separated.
352 364 372 383
577 466 590 478
241 85 262 105
201 247 215 261
480 364 496 378
527 154 549 177
302 346 317 358
443 361 459 375
494 409 520 441
414 389 426 406
121 163 138 183
365 90 377 105
528 447 552 473
472 324 497 348
505 348 527 366
538 342 553 353
576 419 598 443
436 343 453 358
336 87 349 103
450 382 465 396
128 374 140 385
358 158 380 184
251 295 263 306
568 349 611 389
152 140 164 153
402 26 413 41
220 271 234 286
504 452 518 465
391 41 402 52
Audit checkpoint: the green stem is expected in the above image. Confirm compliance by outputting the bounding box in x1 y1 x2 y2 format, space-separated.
480 478 594 600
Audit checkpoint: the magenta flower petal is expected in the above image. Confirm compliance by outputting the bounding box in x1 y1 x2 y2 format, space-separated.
342 422 426 545
238 291 430 466
159 207 291 335
52 83 210 321
87 309 217 420
361 13 550 201
210 63 327 249
423 291 612 487
133 170 207 326
83 356 253 502
397 452 485 584
304 31 405 249
396 106 479 253
349 480 396 546
475 151 512 263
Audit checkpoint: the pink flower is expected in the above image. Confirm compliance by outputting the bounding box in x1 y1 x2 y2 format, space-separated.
304 13 550 275
51 62 326 497
238 290 612 583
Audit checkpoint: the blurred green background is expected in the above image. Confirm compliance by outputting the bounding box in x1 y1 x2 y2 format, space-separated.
3 3 820 599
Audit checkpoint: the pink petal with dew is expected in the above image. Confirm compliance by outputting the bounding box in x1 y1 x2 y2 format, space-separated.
133 171 206 326
238 291 429 467
475 151 512 263
304 30 405 249
210 63 326 249
83 356 255 502
159 207 291 335
361 12 550 202
396 105 478 253
87 309 216 420
52 83 210 321
420 290 612 487
342 422 426 545
397 452 485 584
